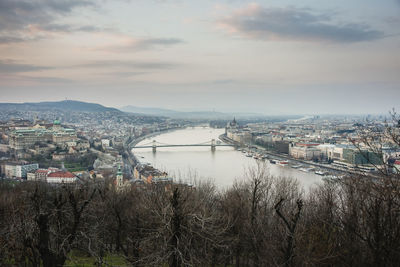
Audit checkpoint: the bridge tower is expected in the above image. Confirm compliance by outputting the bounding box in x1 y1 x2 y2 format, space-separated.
211 139 216 151
152 140 157 152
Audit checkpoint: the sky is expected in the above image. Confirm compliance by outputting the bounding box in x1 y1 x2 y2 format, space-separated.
0 0 399 115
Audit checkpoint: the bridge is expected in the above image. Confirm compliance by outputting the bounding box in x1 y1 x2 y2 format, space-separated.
133 139 234 152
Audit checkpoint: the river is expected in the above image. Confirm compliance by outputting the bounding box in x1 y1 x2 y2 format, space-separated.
132 127 323 190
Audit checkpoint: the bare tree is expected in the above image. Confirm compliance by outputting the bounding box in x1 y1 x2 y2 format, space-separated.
274 197 303 267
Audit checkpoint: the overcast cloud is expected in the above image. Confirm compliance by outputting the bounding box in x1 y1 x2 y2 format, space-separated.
76 60 180 70
0 0 399 114
0 60 52 73
101 38 185 53
218 4 384 43
0 0 97 43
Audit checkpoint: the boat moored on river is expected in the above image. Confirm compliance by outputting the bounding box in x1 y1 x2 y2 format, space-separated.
315 170 327 176
277 160 289 166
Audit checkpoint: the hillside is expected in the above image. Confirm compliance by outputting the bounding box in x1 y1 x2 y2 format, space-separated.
120 105 181 117
0 100 121 113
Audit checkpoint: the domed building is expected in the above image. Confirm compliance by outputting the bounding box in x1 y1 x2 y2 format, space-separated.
225 117 238 134
51 120 77 145
9 119 78 150
53 119 61 130
229 117 237 128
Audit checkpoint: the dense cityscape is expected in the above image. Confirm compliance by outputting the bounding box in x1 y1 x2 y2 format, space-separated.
1 101 399 185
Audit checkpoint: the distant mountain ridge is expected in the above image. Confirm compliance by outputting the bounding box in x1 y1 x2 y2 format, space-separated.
120 106 182 117
0 100 121 113
120 105 265 119
0 100 276 119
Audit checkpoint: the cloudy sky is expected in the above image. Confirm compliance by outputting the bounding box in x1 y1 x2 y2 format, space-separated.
0 0 399 114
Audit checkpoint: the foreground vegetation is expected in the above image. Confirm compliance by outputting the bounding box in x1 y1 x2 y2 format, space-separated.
1 163 400 267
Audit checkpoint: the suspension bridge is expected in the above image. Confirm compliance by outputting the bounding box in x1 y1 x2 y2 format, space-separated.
133 139 234 152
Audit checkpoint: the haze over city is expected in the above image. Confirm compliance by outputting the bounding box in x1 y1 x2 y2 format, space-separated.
1 0 400 114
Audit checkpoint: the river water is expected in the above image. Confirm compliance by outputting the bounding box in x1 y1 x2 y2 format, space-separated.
132 127 323 190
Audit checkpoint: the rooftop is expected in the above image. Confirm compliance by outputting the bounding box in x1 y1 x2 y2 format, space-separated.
36 169 49 173
47 171 76 178
296 143 320 147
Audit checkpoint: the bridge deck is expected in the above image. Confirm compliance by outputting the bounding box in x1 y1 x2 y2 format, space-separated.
134 144 234 148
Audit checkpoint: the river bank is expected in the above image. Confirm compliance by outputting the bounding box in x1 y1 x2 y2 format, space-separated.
219 133 379 178
124 127 184 171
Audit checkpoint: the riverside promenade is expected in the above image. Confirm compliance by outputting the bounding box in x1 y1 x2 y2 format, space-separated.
219 134 378 177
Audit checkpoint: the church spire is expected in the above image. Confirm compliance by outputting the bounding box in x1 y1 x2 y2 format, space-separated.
116 164 123 189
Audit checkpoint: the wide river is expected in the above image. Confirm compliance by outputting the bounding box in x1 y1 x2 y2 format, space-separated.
132 127 323 190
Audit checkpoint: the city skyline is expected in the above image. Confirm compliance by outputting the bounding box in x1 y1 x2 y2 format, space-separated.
1 0 400 114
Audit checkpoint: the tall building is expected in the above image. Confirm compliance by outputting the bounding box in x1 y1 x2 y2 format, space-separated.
46 171 77 183
1 162 39 179
134 164 168 184
9 128 52 150
289 143 321 160
225 117 238 134
9 120 77 150
343 148 383 165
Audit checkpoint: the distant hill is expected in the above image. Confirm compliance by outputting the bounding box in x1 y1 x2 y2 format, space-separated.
120 105 266 119
0 100 121 113
120 106 181 117
120 105 234 119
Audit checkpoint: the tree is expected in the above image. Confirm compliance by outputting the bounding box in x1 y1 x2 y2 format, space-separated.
4 181 97 267
274 198 303 267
